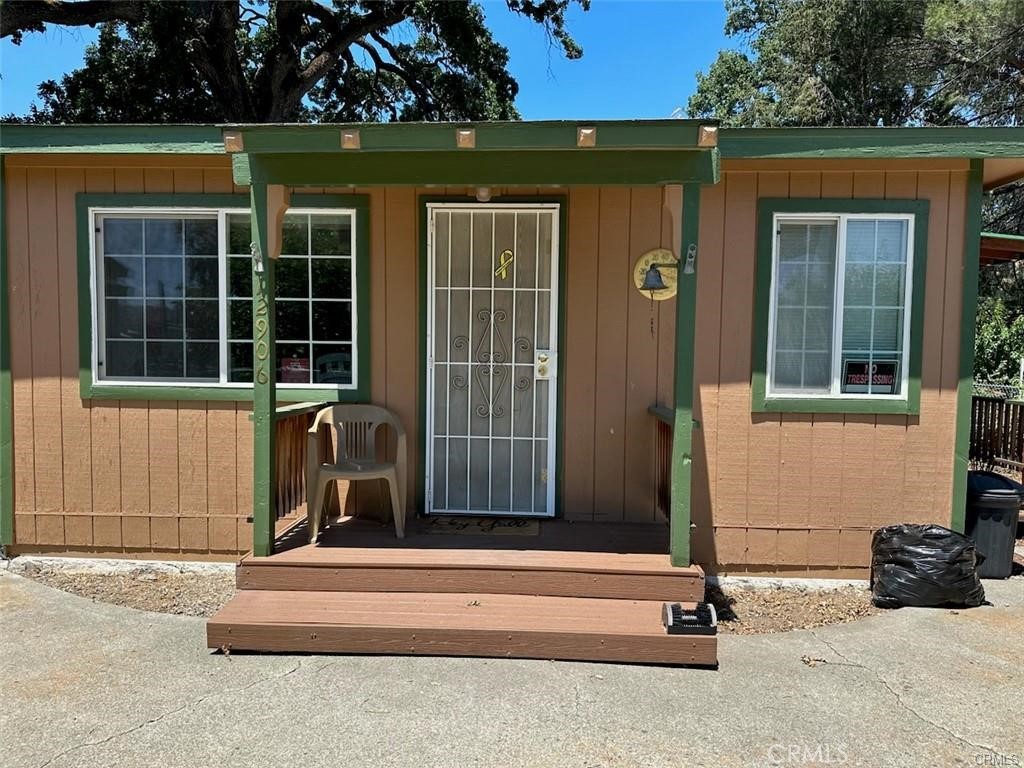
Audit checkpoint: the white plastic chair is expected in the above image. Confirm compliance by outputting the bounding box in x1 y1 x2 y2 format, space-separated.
306 404 407 542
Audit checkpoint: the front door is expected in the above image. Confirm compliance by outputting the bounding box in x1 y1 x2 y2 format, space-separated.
426 203 559 517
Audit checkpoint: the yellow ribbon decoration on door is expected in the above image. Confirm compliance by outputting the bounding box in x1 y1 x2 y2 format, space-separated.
494 249 514 280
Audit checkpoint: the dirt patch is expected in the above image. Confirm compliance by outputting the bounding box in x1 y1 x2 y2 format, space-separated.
22 570 235 617
21 565 879 635
708 585 879 635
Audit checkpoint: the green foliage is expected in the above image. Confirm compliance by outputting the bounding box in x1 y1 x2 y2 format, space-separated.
974 295 1024 384
689 0 1024 128
7 0 589 123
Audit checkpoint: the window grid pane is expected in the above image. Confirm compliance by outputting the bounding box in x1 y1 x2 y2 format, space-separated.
97 208 358 390
224 211 356 387
840 219 908 396
770 221 837 394
99 214 218 380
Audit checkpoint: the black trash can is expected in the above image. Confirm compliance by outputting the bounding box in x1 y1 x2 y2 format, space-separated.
966 470 1022 579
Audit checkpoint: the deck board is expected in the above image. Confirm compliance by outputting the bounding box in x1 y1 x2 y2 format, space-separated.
208 590 717 665
239 518 703 601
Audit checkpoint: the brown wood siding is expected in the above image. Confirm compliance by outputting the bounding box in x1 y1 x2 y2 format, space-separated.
2 155 968 569
5 156 256 554
691 161 968 573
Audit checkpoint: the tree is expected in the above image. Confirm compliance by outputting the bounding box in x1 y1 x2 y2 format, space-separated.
974 295 1024 384
3 0 589 123
688 0 1024 128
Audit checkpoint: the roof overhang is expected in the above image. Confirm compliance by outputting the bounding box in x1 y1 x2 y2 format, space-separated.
0 124 226 154
980 232 1024 265
718 127 1024 161
983 157 1024 191
0 120 721 186
225 120 720 187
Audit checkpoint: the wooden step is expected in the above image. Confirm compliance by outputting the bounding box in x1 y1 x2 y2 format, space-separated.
207 590 717 666
237 548 705 602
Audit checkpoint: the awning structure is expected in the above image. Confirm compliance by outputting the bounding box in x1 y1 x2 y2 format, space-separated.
226 120 720 560
224 120 721 187
981 232 1024 265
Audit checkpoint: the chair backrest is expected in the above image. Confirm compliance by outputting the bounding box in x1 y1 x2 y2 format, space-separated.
312 404 403 462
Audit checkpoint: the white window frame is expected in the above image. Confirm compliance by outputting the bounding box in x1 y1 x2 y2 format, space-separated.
89 205 360 391
765 211 915 401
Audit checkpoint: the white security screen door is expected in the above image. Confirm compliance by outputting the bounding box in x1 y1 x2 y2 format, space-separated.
426 204 559 517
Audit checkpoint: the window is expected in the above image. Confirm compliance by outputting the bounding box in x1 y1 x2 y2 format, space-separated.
90 201 365 394
753 199 928 414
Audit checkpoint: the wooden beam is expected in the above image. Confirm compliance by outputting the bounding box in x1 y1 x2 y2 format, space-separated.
951 160 985 534
0 155 11 547
250 180 290 557
670 183 701 566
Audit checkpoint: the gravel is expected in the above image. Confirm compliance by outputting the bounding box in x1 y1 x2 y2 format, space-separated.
18 563 880 634
708 585 879 635
22 570 236 617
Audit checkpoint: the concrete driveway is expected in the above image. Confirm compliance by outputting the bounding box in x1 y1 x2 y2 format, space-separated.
1 572 1021 768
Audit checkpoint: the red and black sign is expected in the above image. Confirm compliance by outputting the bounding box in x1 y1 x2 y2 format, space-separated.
843 360 898 394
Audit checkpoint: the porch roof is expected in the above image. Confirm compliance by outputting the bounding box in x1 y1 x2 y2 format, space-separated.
227 120 721 187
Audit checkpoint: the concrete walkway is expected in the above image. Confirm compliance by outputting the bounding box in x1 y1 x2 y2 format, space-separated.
1 572 1021 768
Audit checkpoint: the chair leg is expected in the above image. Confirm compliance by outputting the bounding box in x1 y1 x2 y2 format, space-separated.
386 475 405 539
308 475 330 544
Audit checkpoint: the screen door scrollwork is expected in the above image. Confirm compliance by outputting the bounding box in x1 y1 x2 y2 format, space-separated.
427 205 558 517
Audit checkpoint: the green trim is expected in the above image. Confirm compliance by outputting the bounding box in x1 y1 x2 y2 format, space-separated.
952 160 985 533
1 124 226 154
981 231 1024 242
75 192 371 403
670 183 701 567
238 149 720 187
0 156 12 546
235 120 713 153
719 127 1024 159
416 195 568 519
751 198 929 416
250 183 276 557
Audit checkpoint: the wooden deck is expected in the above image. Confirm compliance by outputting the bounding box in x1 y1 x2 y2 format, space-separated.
208 517 716 666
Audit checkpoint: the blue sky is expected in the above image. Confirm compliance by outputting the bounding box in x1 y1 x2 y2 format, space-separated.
0 1 729 119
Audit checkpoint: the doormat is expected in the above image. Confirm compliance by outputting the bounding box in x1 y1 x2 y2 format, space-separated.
423 516 539 536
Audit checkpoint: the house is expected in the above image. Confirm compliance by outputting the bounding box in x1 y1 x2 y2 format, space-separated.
1 121 1022 663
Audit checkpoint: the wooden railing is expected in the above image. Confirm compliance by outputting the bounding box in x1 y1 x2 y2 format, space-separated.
649 404 674 520
970 395 1024 480
273 402 327 522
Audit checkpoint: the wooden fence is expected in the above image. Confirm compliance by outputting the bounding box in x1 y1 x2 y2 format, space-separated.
970 395 1024 480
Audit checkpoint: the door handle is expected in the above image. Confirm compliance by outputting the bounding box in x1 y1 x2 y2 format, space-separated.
535 351 555 380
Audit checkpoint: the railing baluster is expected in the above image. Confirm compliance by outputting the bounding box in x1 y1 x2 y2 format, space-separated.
268 403 327 524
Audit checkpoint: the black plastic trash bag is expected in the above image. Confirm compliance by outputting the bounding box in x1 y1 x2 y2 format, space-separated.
870 524 986 609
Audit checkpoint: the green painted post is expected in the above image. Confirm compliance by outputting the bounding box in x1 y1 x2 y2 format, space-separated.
0 155 13 548
250 181 278 557
670 182 701 567
951 159 984 533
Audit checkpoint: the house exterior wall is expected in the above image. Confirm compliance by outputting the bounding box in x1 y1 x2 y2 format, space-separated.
691 159 971 574
1 153 971 569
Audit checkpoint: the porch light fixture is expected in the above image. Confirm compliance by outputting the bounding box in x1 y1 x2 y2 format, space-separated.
341 129 361 149
576 126 597 147
456 128 476 148
475 186 492 202
222 131 244 153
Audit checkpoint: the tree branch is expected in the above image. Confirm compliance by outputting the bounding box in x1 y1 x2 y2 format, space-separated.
355 38 439 119
1 0 146 40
